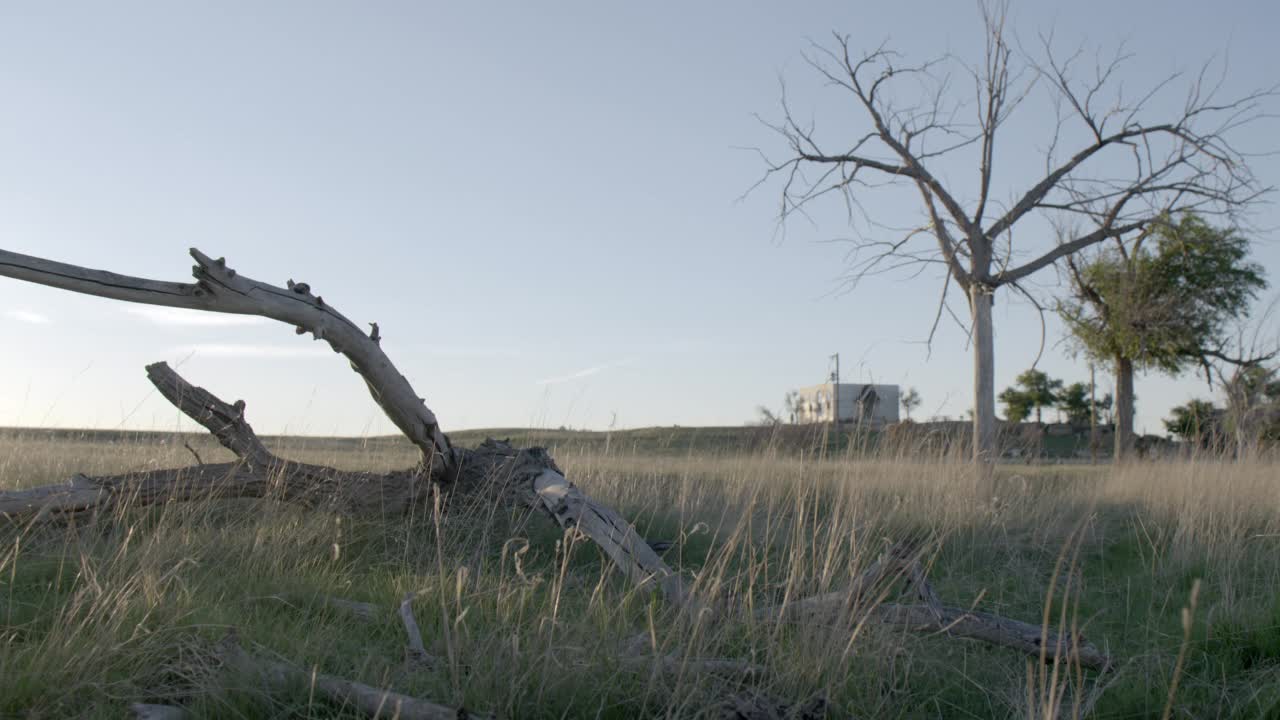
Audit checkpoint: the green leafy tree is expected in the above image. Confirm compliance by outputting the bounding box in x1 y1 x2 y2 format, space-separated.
998 387 1031 423
1057 382 1092 425
900 387 922 422
1003 369 1062 424
1092 392 1114 425
1164 399 1220 445
1060 214 1266 459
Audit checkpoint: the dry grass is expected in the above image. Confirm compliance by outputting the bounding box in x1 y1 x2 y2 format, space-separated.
2 429 1280 718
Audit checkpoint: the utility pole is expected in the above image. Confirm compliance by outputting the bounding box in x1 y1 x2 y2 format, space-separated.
1089 363 1098 464
830 353 840 428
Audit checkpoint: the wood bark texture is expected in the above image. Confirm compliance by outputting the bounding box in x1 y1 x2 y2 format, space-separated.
971 283 997 472
1115 355 1135 460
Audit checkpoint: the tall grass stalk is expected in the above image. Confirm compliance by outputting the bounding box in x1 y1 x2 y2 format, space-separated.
1 428 1278 717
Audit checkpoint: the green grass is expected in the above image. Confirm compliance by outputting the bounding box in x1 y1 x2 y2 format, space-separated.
3 428 1280 717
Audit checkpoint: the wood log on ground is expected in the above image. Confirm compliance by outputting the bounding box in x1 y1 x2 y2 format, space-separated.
755 550 1112 672
0 365 689 614
0 249 693 611
905 558 945 623
622 654 766 679
255 593 382 622
0 245 1116 680
221 638 489 720
533 468 695 610
871 602 1112 672
399 591 442 667
716 691 828 720
751 541 921 622
129 703 188 720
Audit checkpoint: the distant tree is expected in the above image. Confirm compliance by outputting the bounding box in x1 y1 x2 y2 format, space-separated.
1092 392 1114 425
755 6 1270 473
1057 382 1092 425
1002 369 1062 424
1222 363 1280 453
783 390 801 424
900 387 922 422
754 406 782 426
1164 399 1221 446
998 386 1032 424
1061 214 1267 459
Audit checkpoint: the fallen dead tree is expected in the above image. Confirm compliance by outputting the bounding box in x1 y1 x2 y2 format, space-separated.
763 547 1111 671
0 249 687 610
215 634 491 720
0 248 1112 715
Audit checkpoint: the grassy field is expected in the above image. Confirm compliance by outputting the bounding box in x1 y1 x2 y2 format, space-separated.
2 427 1280 718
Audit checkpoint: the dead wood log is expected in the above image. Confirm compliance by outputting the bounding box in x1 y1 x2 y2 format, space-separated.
622 654 765 679
399 591 442 667
0 247 453 474
0 248 694 611
446 438 697 611
255 593 381 622
716 691 829 720
533 468 694 609
144 361 274 469
0 357 402 523
1 367 695 614
752 541 919 622
0 246 1114 676
129 703 188 720
0 460 425 524
221 639 489 720
904 559 944 623
756 549 1112 672
317 596 381 622
871 602 1112 672
1 463 253 522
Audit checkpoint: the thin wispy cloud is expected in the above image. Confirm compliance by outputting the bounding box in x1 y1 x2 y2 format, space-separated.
4 309 51 324
169 343 331 359
537 358 635 386
126 306 266 327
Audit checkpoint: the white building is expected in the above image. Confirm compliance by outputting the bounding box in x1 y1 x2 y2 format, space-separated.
790 383 900 426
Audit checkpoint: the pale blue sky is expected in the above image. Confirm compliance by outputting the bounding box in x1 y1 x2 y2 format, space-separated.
1 1 1276 437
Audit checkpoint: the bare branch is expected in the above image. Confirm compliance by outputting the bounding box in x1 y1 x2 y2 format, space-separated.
0 248 454 475
996 221 1147 286
220 635 491 720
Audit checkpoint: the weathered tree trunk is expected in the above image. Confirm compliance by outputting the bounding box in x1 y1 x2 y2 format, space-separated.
219 635 490 720
0 362 431 520
1114 354 1135 460
0 249 694 610
0 245 1116 710
971 283 997 473
750 542 1112 672
0 248 454 476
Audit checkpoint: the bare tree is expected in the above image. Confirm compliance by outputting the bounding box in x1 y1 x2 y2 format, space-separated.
900 386 922 421
753 3 1272 471
1206 296 1280 457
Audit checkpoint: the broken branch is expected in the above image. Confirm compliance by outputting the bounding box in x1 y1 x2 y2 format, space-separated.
0 248 453 475
222 638 488 720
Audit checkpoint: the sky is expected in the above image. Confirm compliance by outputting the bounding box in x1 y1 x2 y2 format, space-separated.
0 1 1277 437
